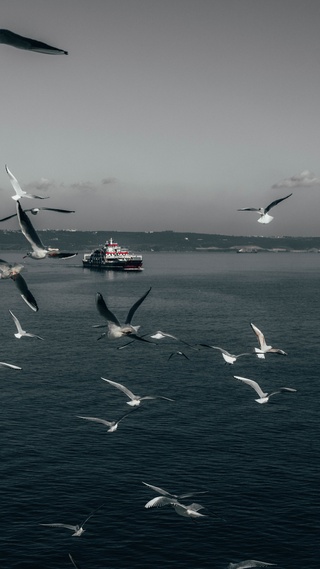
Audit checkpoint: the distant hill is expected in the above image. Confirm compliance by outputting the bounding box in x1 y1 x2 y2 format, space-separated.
0 229 320 253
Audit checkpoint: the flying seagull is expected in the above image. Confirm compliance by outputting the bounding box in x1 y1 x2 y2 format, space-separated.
199 344 252 364
142 481 207 509
101 377 174 406
233 375 297 404
145 495 207 519
16 201 77 260
77 411 134 433
40 505 104 537
0 259 38 311
5 165 50 201
237 193 292 224
0 29 68 54
0 207 75 222
250 323 287 359
95 287 152 340
9 310 44 340
228 561 276 569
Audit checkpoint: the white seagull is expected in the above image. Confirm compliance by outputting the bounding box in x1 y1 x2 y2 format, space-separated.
5 165 50 201
145 496 206 519
0 258 38 311
233 375 297 404
16 200 77 260
77 411 134 432
142 481 207 509
0 207 75 222
199 344 252 364
228 561 276 569
101 377 174 406
40 505 104 537
95 287 152 341
237 193 292 224
9 310 44 340
250 323 287 359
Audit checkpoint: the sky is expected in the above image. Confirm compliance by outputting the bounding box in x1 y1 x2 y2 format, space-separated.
0 0 320 235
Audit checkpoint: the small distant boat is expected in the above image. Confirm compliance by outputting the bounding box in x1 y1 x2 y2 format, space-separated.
82 237 143 271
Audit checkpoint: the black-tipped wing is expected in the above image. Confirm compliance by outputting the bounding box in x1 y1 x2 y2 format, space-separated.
16 201 45 250
125 287 152 324
48 251 77 259
265 193 292 213
0 29 68 54
33 207 75 214
95 293 121 327
237 207 259 212
0 213 17 222
11 273 38 312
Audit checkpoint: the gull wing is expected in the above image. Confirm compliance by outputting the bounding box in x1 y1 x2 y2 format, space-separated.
145 496 175 508
77 416 113 427
48 251 77 259
9 310 24 334
0 361 21 369
5 164 49 199
0 29 68 55
250 323 266 350
185 502 205 511
16 201 45 251
142 481 174 498
11 273 38 312
30 207 75 214
95 293 121 327
265 193 292 213
68 554 80 569
0 212 17 222
237 207 259 212
40 523 77 530
125 287 152 324
101 377 136 401
234 376 267 398
228 561 277 569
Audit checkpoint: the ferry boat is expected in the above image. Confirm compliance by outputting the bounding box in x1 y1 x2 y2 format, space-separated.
82 237 143 271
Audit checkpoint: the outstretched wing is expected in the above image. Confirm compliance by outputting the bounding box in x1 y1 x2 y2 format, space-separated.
101 377 136 400
125 287 152 324
95 293 121 327
11 273 38 312
237 207 259 212
0 29 68 55
142 481 174 497
265 193 292 213
16 201 45 251
233 376 266 398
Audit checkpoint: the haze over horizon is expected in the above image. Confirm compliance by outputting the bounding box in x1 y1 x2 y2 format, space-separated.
0 0 320 236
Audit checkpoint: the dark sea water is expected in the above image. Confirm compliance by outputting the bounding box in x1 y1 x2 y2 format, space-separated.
1 251 319 568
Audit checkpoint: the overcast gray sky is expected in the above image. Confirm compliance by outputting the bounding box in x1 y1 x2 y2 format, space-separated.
0 0 320 235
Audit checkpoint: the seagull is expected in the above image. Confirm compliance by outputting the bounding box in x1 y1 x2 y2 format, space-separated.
168 350 190 361
101 377 174 406
228 561 276 569
233 375 297 404
0 29 68 54
0 361 21 370
250 323 287 359
16 201 77 260
5 165 50 201
142 481 207 508
199 344 252 364
145 496 207 519
95 287 152 340
40 505 104 537
237 193 292 224
77 411 134 432
0 207 75 222
9 310 44 340
0 259 38 311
